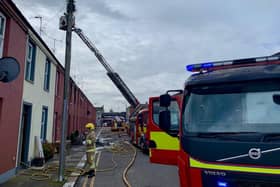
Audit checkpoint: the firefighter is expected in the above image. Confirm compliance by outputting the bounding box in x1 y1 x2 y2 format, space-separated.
139 122 146 149
114 120 117 129
85 123 96 178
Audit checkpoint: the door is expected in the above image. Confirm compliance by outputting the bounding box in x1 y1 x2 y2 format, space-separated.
19 104 32 166
148 97 180 165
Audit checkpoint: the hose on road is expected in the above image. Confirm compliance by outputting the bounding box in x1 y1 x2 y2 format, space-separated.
19 162 86 181
122 142 137 187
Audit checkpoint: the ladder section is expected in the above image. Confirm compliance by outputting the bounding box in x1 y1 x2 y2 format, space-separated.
73 28 139 107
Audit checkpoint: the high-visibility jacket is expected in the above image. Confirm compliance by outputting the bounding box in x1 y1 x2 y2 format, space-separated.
138 124 147 135
86 130 96 152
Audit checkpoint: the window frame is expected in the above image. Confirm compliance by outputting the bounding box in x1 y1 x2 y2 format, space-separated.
25 40 36 82
55 71 60 96
0 12 6 58
152 99 180 131
43 58 51 91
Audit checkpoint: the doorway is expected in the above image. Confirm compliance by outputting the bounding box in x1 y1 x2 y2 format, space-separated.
19 103 32 166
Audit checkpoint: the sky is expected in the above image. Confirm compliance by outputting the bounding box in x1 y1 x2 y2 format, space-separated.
13 0 280 112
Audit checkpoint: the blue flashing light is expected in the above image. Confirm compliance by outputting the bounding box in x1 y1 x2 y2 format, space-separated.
201 62 214 68
217 181 228 187
186 64 195 72
186 62 214 72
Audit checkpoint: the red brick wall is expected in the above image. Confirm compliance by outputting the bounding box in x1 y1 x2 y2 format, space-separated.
53 66 64 142
53 67 96 141
0 13 26 174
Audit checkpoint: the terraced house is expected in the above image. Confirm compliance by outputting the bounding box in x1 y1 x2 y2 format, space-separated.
0 1 27 183
20 29 57 167
0 0 96 183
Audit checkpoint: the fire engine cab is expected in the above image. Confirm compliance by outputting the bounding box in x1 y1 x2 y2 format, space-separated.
159 55 280 187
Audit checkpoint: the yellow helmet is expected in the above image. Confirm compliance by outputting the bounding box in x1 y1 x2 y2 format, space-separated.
85 123 95 130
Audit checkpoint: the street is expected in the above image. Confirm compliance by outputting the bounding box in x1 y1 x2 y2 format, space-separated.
75 127 179 187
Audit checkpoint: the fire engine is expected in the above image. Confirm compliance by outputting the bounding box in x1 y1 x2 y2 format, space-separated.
129 105 149 152
159 54 280 187
148 90 182 165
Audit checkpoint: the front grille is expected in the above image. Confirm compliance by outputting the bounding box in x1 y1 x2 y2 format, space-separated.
201 170 280 187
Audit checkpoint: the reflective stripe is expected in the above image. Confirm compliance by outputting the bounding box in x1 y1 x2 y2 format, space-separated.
86 140 92 144
189 157 280 175
150 132 179 150
143 127 147 133
86 149 95 152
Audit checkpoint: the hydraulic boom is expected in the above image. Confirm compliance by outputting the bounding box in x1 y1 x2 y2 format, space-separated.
73 28 139 107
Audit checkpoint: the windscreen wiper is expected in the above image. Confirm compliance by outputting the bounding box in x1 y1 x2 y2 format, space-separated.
189 132 261 141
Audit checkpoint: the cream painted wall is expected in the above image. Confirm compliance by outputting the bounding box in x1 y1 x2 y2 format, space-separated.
22 41 56 161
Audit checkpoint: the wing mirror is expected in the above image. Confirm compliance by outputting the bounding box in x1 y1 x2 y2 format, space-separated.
159 110 171 132
273 94 280 105
160 94 171 107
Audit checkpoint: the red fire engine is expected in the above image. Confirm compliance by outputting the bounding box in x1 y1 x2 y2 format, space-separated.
159 54 280 187
129 105 149 152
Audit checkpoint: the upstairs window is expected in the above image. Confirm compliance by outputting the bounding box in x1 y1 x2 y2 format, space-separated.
25 40 36 82
55 71 60 96
0 12 6 58
44 58 51 91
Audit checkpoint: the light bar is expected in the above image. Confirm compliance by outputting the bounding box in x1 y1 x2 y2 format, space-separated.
186 55 280 72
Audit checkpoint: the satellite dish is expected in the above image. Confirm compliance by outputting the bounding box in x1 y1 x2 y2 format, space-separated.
0 57 20 83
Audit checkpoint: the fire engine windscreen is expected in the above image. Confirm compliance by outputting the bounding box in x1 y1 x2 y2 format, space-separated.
182 79 280 134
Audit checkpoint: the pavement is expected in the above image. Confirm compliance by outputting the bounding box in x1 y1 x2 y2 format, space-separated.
0 127 103 187
0 144 86 187
1 127 180 187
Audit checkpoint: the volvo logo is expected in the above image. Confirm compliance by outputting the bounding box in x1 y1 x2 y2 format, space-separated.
248 148 261 160
218 147 280 162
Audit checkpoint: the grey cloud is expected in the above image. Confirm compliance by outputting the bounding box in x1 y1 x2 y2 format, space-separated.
76 0 130 21
13 0 64 8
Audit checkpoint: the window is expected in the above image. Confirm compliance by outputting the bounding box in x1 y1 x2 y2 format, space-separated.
25 40 36 81
40 106 48 141
55 71 60 96
152 100 180 131
0 12 6 57
44 58 51 91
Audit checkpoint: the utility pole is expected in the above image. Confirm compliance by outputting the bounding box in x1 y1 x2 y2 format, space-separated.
34 16 43 36
58 0 75 182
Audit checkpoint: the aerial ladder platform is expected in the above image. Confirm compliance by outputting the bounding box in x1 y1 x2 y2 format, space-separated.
73 27 139 108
